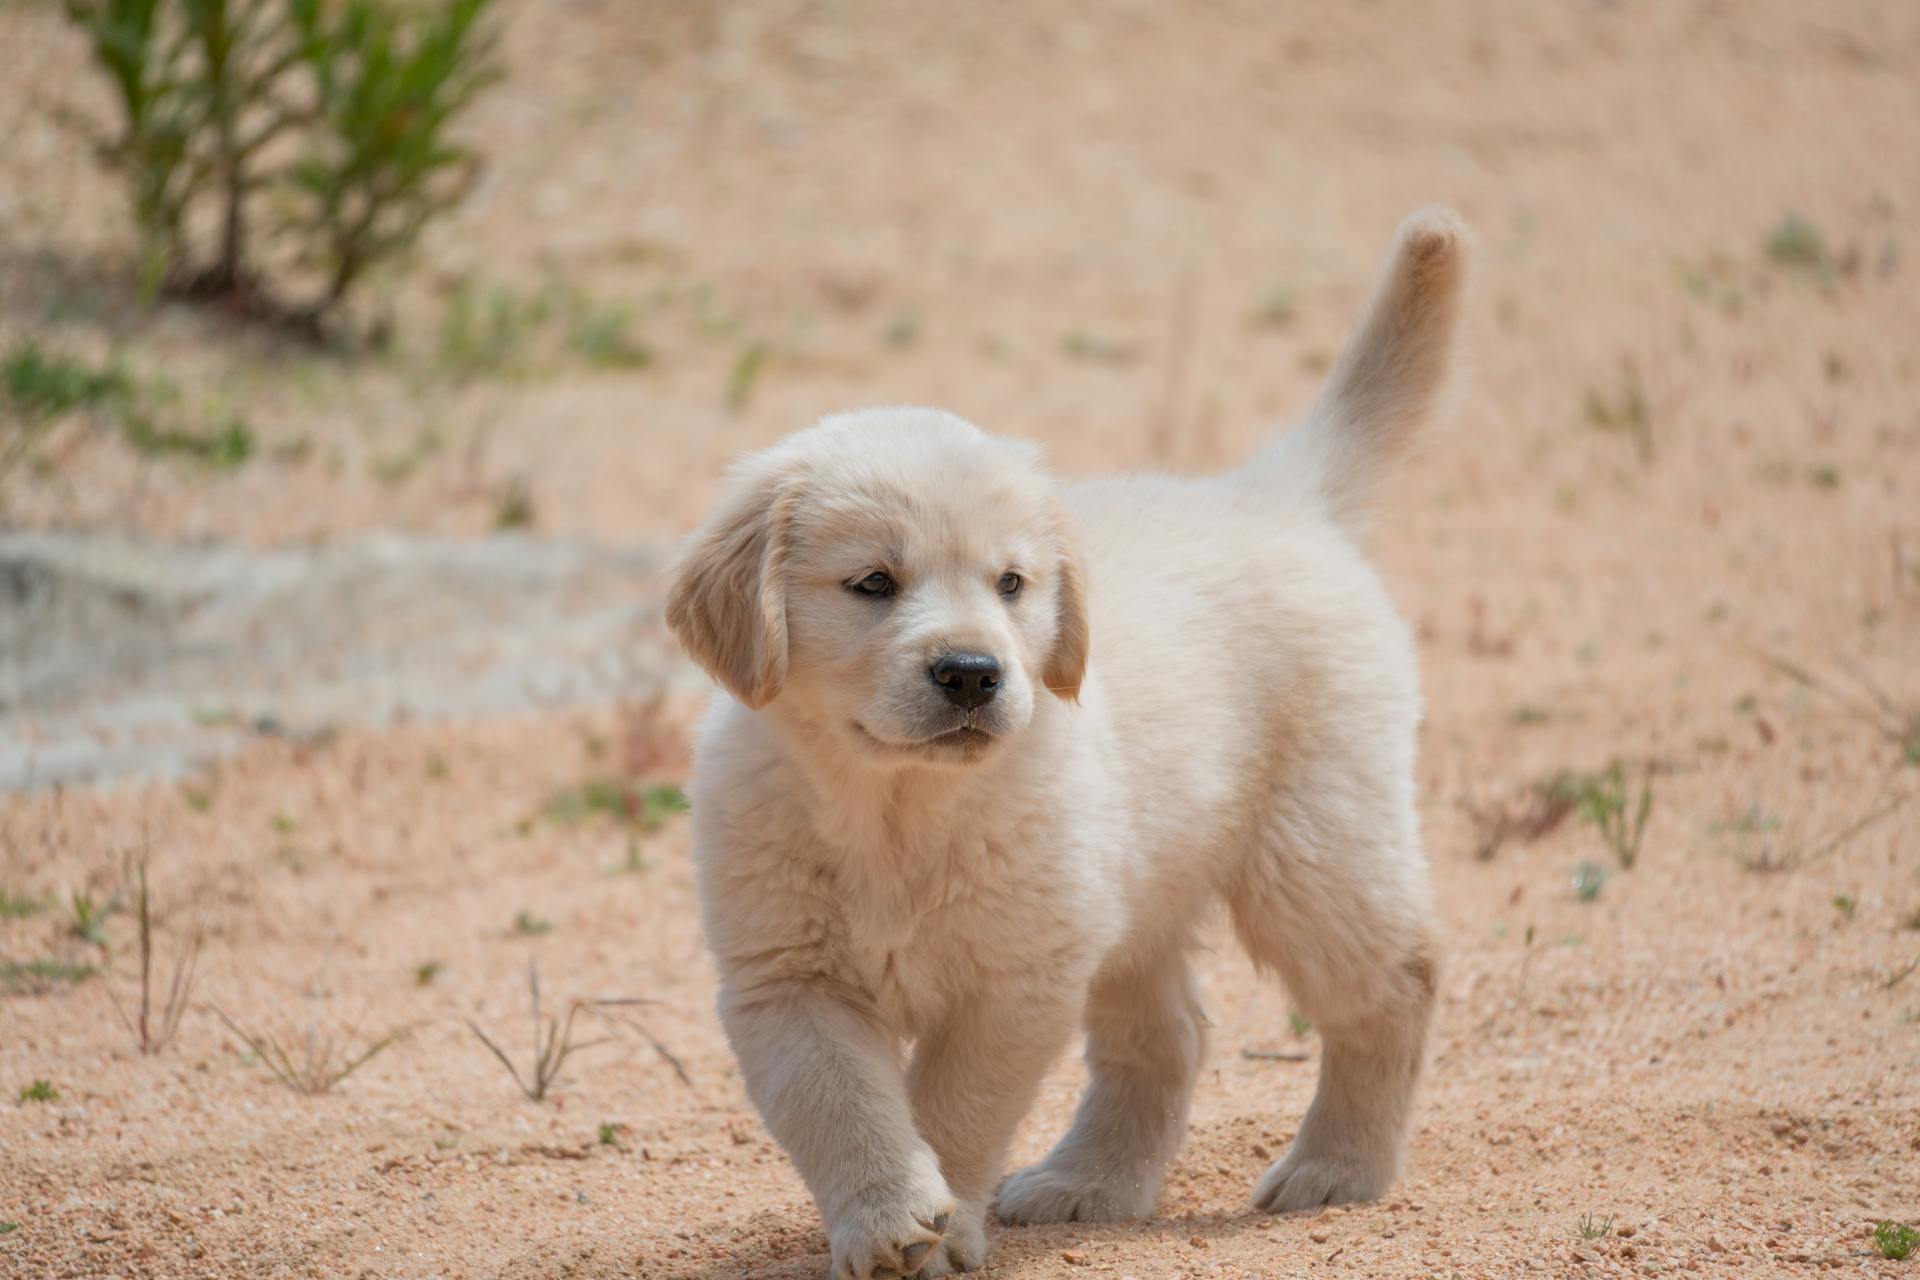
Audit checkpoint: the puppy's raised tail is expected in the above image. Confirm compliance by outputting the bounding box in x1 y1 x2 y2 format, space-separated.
1235 206 1468 532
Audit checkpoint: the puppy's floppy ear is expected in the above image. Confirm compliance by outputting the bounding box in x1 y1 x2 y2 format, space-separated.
1043 514 1090 702
666 460 799 710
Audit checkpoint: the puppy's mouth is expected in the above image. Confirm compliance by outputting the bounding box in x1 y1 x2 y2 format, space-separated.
851 721 997 759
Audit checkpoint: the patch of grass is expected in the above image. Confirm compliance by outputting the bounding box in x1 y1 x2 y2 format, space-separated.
438 281 556 377
1575 1212 1616 1241
1572 859 1608 903
123 411 254 469
1550 764 1653 869
1061 330 1139 365
880 310 921 349
615 839 649 875
1831 893 1857 921
1508 705 1554 727
0 889 42 918
494 476 535 530
1247 286 1298 332
0 958 98 994
511 909 552 936
3 341 129 421
1875 1220 1918 1262
726 342 769 412
0 1221 16 1234
1286 1012 1312 1038
17 1080 58 1103
61 889 113 947
1766 212 1828 270
425 754 450 781
598 1120 622 1147
181 785 214 812
1581 372 1652 462
213 1007 407 1095
542 778 688 830
568 301 652 369
2 340 253 473
414 960 444 986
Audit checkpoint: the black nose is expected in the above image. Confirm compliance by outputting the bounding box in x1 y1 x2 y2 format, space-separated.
929 652 1002 710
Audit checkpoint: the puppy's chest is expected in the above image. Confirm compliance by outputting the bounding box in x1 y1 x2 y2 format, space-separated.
833 846 1065 1031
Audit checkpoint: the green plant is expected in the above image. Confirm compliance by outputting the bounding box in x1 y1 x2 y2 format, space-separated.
542 778 687 830
1831 893 1856 921
0 958 99 994
493 476 534 530
1571 859 1608 903
2 340 255 475
1575 1212 1616 1241
18 1080 59 1103
726 342 768 412
0 889 42 919
106 857 201 1054
1875 1220 1918 1262
283 0 501 324
1286 1012 1312 1038
1247 285 1298 332
213 1005 407 1094
1582 372 1652 462
616 839 648 874
0 1222 17 1234
1061 330 1138 365
1552 764 1653 869
62 889 113 947
61 0 501 329
511 909 551 936
597 1120 621 1147
1766 212 1828 270
568 301 652 369
414 960 444 985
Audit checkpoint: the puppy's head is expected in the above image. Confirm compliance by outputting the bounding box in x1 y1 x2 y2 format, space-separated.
667 408 1087 766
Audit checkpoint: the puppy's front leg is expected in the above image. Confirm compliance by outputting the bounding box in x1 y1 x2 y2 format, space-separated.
908 991 1075 1274
721 983 954 1280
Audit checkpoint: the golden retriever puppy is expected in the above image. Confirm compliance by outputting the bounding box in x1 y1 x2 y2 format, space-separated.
667 208 1466 1280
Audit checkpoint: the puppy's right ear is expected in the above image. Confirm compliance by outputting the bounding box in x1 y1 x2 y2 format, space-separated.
666 461 798 710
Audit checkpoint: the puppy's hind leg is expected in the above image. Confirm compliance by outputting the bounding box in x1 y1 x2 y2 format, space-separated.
994 944 1206 1224
1230 786 1438 1212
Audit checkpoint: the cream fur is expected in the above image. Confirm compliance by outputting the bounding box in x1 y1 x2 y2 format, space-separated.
667 208 1467 1279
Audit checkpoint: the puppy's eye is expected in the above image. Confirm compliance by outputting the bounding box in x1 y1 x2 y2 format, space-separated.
848 570 896 598
998 571 1023 598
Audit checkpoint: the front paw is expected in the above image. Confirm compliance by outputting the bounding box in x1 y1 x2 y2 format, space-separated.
1251 1145 1391 1213
916 1206 986 1277
994 1158 1156 1224
830 1179 957 1280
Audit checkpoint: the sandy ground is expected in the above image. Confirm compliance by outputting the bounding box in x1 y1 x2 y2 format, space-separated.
4 1 1920 1276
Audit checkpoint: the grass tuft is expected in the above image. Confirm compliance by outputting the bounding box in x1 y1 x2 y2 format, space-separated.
1549 764 1653 869
1766 212 1828 270
105 856 201 1055
213 1007 407 1095
1575 1212 1616 1241
542 778 687 830
17 1080 59 1103
1572 859 1608 903
1875 1220 1918 1262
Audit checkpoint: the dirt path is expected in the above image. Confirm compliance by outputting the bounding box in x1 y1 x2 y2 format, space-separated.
3 1 1918 1277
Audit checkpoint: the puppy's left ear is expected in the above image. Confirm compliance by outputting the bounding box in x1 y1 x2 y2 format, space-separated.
666 459 798 710
1043 517 1090 702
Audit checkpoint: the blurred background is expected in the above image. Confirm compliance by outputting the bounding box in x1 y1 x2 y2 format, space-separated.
2 2 1917 1276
